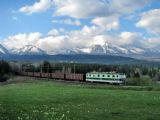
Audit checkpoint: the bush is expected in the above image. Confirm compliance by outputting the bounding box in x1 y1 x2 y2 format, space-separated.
0 74 10 82
127 76 151 86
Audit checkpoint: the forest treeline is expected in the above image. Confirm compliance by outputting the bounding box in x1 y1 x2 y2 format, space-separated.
1 60 160 85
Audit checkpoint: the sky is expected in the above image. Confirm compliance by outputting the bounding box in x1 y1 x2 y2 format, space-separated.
0 0 160 54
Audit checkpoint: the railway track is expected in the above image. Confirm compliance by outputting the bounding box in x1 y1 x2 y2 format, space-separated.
11 76 117 86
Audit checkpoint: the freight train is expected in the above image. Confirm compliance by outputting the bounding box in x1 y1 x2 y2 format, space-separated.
20 71 126 84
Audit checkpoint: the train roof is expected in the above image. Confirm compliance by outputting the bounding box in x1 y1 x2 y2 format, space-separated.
86 72 125 75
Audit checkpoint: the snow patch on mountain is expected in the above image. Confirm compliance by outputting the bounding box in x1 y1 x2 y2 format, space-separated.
104 44 129 54
91 45 106 54
128 47 144 54
0 44 9 54
11 45 46 55
80 48 92 53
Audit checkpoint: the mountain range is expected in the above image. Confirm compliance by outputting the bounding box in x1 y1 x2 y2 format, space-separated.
64 44 160 58
0 43 160 57
0 43 160 62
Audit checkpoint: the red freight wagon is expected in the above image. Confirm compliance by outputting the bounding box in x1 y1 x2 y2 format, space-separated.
33 72 41 77
41 73 51 78
21 72 28 76
51 73 65 79
65 73 85 81
28 72 34 77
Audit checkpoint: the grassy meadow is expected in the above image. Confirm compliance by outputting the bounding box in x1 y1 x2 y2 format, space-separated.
0 78 160 120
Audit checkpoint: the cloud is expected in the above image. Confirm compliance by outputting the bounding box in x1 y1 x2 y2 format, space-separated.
19 0 53 15
38 35 68 53
19 0 153 17
52 0 153 32
111 0 152 14
1 27 160 54
18 0 155 33
48 29 60 36
118 32 144 47
142 38 160 48
2 32 42 49
92 16 119 30
53 0 110 18
52 18 81 26
136 9 160 35
1 26 103 53
67 26 104 47
63 19 81 26
88 31 145 47
53 0 152 18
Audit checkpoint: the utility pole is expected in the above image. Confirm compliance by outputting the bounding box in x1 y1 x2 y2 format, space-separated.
74 63 75 79
40 64 42 73
47 65 49 80
40 63 42 79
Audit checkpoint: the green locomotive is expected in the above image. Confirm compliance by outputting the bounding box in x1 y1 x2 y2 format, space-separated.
86 72 126 84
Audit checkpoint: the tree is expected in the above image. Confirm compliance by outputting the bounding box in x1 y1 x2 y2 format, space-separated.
153 73 160 81
0 60 11 82
41 61 52 73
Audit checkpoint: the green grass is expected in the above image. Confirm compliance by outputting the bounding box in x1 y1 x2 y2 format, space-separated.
0 80 160 120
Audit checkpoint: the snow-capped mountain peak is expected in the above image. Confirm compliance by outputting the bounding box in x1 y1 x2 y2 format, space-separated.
11 45 46 55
